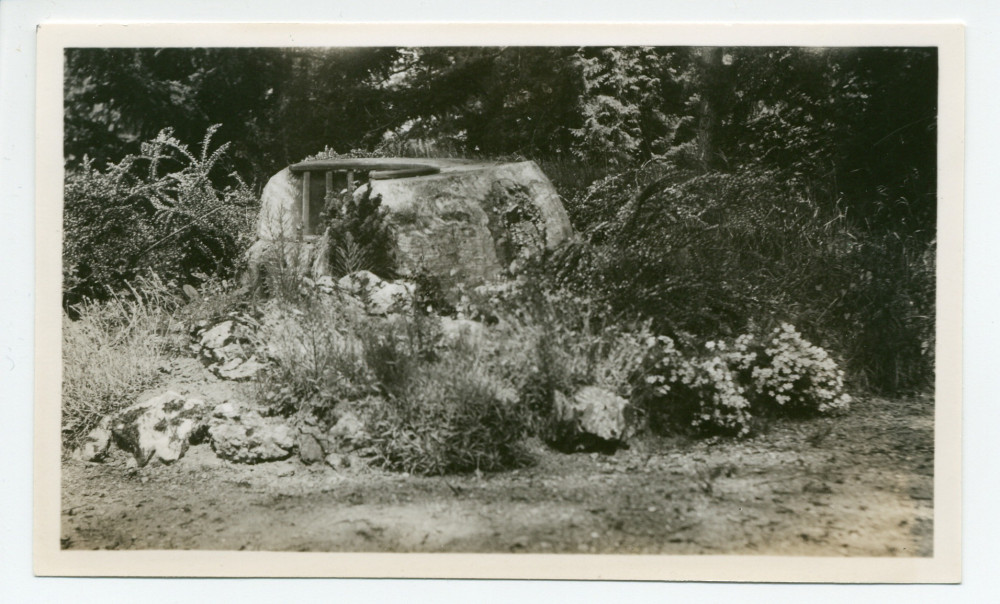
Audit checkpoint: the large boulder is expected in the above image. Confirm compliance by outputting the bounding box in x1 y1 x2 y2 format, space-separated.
109 391 210 466
249 159 573 292
256 167 302 241
550 386 634 452
371 161 572 288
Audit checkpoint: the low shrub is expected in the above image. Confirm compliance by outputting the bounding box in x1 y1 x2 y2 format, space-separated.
411 271 458 316
361 313 442 399
466 282 652 440
255 295 533 475
638 335 754 437
256 294 372 421
360 349 532 475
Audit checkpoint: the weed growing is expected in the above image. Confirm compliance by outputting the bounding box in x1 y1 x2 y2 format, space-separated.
62 276 179 452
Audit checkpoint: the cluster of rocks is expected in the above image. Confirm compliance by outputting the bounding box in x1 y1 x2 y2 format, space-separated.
72 390 371 468
307 270 415 316
191 269 488 384
191 315 267 380
74 270 637 470
72 384 639 469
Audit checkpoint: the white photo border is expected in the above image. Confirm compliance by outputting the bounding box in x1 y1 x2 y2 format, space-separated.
34 22 964 582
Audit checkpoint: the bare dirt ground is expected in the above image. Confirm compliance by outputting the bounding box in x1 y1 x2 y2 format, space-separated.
61 358 933 556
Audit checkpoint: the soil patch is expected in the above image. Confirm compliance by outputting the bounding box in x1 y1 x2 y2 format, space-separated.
61 389 933 556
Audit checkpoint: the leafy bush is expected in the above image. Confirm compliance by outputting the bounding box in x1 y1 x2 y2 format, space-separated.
63 126 257 308
256 295 372 421
360 347 532 475
456 281 651 440
411 271 458 316
254 293 533 475
553 161 935 394
337 312 533 475
822 237 936 393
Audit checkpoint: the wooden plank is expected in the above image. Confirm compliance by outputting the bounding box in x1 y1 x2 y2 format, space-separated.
288 158 447 173
369 166 439 180
325 171 334 200
301 171 311 238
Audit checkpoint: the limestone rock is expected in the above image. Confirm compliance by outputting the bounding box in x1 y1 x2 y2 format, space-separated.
216 356 268 380
192 315 266 381
211 401 241 421
327 411 367 451
208 410 294 463
110 391 209 466
200 320 235 351
335 271 414 315
249 159 573 293
325 452 346 470
315 275 336 294
73 417 112 462
324 452 354 470
337 270 384 296
440 317 487 345
296 431 325 465
551 386 633 452
367 280 415 315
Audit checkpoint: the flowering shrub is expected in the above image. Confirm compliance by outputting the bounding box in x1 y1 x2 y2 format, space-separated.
749 324 852 416
640 336 754 437
637 325 851 437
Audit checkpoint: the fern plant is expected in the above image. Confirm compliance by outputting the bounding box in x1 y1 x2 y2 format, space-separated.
63 125 256 307
330 233 373 277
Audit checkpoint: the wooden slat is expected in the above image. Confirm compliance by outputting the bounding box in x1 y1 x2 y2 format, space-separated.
347 170 355 192
289 158 446 172
301 171 311 238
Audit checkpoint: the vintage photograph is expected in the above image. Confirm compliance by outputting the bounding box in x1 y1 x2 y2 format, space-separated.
36 24 963 580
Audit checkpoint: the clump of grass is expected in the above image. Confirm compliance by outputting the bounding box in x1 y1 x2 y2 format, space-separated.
352 312 533 475
480 282 651 437
361 343 532 475
256 295 534 475
255 292 373 421
62 276 179 452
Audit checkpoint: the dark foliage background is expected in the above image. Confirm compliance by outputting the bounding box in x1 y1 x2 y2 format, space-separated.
63 45 937 393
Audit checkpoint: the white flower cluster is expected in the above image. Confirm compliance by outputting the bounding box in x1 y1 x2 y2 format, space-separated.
644 335 753 436
751 323 851 413
640 324 851 437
